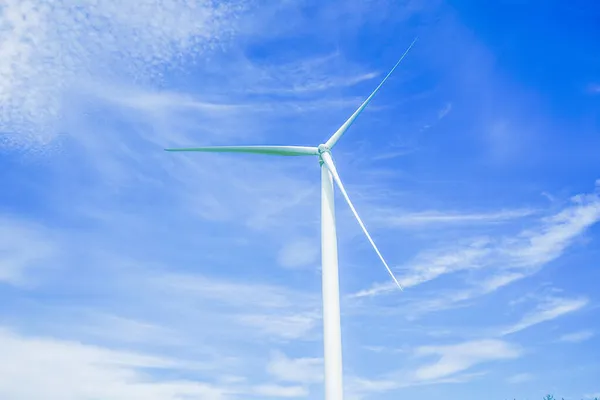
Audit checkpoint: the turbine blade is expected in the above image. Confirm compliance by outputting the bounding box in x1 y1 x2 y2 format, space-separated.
324 37 418 149
320 152 403 290
165 145 319 156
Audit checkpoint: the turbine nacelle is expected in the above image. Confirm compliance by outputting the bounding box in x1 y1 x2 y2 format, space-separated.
317 144 332 165
317 144 331 155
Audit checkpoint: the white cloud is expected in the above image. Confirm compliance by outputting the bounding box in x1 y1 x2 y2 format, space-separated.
277 238 320 269
266 351 322 384
412 339 521 381
508 192 600 267
0 327 234 400
243 51 380 95
0 326 325 399
559 330 595 343
507 373 534 384
501 297 588 336
95 85 250 115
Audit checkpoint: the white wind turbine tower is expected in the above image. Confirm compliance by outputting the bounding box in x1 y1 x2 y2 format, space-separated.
165 39 417 400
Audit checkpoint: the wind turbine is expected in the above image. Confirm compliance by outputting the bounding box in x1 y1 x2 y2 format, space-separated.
165 39 417 400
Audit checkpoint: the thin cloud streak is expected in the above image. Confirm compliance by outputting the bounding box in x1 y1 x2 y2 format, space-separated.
378 208 537 227
558 330 595 343
412 339 521 381
354 183 600 302
501 297 589 336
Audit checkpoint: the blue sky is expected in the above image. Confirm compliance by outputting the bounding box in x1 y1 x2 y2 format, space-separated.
1 0 599 399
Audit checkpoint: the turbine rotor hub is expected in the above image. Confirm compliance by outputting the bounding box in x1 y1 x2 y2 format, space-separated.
317 144 331 166
317 144 330 154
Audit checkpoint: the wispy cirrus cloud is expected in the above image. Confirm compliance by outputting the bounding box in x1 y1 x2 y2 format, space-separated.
0 245 323 396
353 238 492 298
412 339 521 381
408 289 589 334
558 330 595 343
377 208 536 227
240 52 381 95
346 339 521 398
501 297 589 336
354 182 600 305
0 327 323 399
0 0 242 144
